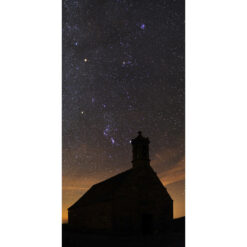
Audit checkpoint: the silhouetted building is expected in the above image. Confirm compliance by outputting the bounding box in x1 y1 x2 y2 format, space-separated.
68 132 173 234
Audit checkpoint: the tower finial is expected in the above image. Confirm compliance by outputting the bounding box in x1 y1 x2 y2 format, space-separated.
131 131 150 168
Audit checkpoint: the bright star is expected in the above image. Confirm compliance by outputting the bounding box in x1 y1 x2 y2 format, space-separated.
140 24 146 30
111 137 115 144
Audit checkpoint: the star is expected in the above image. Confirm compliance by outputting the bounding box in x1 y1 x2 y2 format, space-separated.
140 24 146 30
111 137 115 144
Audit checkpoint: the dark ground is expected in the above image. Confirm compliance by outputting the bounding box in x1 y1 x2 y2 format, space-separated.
62 217 185 247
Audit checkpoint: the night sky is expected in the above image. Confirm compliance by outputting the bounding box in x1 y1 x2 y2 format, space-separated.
62 0 185 222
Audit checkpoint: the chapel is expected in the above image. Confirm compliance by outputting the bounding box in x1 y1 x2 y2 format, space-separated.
68 131 173 234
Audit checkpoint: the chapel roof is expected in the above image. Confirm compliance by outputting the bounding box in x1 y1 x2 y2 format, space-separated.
68 168 134 210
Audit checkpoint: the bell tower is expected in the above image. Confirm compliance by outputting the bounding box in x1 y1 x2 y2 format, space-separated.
131 131 150 168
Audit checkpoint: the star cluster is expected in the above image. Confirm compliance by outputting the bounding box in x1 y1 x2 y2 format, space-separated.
62 0 185 221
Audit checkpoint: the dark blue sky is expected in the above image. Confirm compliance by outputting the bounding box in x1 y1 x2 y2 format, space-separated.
62 0 185 220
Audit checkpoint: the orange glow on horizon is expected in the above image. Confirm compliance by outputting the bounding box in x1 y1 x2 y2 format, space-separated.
62 178 185 223
62 150 185 223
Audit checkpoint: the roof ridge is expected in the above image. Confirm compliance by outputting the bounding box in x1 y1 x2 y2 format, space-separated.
92 168 133 187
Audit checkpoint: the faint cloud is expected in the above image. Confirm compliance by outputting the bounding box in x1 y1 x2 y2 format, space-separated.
158 156 185 185
151 146 185 186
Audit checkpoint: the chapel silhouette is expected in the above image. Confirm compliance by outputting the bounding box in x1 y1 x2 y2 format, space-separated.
68 132 173 234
